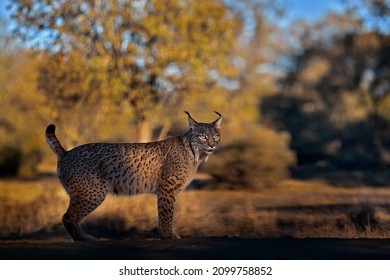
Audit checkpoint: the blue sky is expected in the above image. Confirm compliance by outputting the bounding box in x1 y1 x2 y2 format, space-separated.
0 0 8 16
284 0 344 22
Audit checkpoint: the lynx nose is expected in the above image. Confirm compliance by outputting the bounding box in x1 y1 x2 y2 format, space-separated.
206 145 216 153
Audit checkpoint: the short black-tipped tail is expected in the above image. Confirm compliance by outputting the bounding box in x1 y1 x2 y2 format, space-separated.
45 124 66 158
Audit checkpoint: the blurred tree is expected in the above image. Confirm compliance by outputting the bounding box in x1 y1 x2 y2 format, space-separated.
10 0 238 142
202 123 295 190
220 0 287 122
262 7 390 172
194 0 297 189
342 0 390 33
0 18 50 176
185 0 289 133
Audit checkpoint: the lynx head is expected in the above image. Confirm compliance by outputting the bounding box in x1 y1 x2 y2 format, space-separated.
185 111 222 163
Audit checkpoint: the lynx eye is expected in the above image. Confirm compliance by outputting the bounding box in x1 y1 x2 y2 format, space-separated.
198 135 208 141
213 134 220 140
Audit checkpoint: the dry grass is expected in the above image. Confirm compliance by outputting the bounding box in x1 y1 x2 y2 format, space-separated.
1 178 390 239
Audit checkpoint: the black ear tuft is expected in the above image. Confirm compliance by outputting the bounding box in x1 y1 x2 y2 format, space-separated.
46 124 56 134
184 111 198 129
213 112 222 128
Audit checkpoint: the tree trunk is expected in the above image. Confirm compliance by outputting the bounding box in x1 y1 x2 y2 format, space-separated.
136 119 152 143
158 122 172 140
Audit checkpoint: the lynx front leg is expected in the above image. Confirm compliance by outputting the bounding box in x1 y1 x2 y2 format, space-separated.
157 190 181 239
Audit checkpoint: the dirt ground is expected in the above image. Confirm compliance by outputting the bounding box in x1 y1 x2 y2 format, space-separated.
1 237 390 260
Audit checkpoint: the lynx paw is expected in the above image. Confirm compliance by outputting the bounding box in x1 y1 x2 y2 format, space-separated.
74 234 97 242
160 231 181 240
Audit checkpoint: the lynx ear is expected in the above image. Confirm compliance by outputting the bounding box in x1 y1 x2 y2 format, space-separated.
213 111 222 129
184 111 198 130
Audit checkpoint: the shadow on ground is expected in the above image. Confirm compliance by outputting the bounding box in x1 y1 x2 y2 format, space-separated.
1 220 159 242
1 237 390 260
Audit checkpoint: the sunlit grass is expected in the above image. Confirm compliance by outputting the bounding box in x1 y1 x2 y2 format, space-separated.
1 178 390 240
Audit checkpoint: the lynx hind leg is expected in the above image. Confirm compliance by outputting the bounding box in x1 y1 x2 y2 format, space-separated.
157 190 181 240
62 183 108 241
